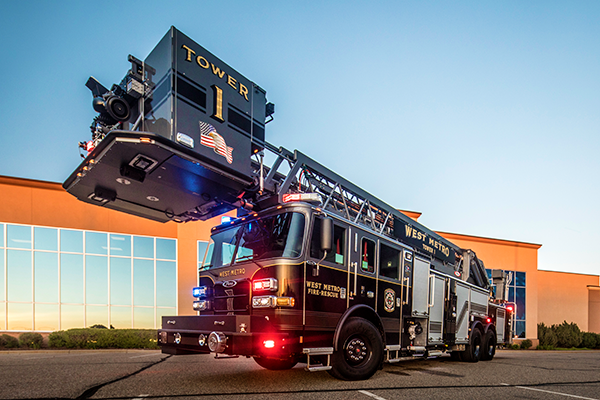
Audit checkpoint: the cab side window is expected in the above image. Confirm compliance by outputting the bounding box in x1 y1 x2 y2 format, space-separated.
310 218 346 265
361 238 375 273
379 243 400 279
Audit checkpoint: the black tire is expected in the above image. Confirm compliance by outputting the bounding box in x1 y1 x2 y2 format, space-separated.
462 328 483 363
253 356 298 370
328 317 384 381
481 330 496 361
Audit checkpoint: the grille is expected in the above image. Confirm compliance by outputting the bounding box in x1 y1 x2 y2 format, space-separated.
213 279 250 314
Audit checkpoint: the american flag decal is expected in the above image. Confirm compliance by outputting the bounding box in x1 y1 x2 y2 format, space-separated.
199 121 234 164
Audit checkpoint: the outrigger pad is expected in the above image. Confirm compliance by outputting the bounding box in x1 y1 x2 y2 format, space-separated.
63 131 253 223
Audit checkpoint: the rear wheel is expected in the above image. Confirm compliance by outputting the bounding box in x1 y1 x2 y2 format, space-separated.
253 356 298 370
462 328 482 363
328 317 384 381
481 330 496 361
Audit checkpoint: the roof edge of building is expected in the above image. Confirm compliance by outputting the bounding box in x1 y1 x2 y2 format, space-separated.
437 230 542 249
0 175 63 191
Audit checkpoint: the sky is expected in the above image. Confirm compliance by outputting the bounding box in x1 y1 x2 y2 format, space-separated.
0 1 599 276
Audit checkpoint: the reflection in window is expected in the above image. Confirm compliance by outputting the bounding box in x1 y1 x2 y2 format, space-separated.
110 306 132 328
34 227 58 251
0 249 4 302
8 303 32 331
156 261 176 307
35 304 59 331
157 307 176 326
86 255 108 305
310 219 345 265
86 232 108 255
110 234 131 257
8 249 32 302
134 307 154 328
34 252 59 303
156 238 176 260
134 259 154 307
486 268 527 338
7 225 31 249
61 230 83 253
134 236 154 258
61 254 84 304
61 304 84 330
110 257 131 306
0 223 4 246
86 305 108 328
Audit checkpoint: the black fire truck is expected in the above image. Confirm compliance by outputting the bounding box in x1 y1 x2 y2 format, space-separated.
63 26 512 381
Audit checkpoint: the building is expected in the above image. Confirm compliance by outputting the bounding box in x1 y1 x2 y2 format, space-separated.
1 175 598 339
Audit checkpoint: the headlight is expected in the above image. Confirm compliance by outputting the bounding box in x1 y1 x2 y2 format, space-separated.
252 295 277 308
193 300 211 311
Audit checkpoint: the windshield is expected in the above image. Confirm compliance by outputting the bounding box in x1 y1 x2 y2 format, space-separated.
201 212 306 270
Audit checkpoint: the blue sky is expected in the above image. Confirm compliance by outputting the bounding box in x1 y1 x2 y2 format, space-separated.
0 1 599 276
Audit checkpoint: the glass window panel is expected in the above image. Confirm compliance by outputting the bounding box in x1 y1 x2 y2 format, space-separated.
157 307 176 326
34 252 59 303
133 307 154 329
0 223 4 247
7 249 32 302
156 238 176 260
86 305 108 328
110 257 131 306
61 230 83 253
61 304 84 330
0 301 5 330
134 259 154 307
86 255 108 305
0 249 4 301
7 225 31 249
515 321 526 339
379 244 400 280
35 304 59 331
198 241 208 263
86 232 108 255
34 227 58 251
110 234 131 257
516 287 526 320
516 272 526 287
134 236 154 258
60 254 84 304
8 302 32 330
486 269 492 280
156 261 176 307
110 306 132 329
508 286 515 303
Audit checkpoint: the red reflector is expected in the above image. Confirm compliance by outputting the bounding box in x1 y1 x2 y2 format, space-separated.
86 142 95 153
282 193 301 203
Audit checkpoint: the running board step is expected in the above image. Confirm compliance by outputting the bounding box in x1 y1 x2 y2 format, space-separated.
303 347 333 372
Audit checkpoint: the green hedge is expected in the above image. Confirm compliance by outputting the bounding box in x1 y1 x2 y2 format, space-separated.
48 328 159 349
0 334 20 349
538 321 600 349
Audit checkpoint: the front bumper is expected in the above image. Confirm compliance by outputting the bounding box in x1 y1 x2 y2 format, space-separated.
158 315 295 357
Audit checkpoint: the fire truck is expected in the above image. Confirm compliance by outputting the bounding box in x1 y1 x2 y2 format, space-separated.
63 27 512 381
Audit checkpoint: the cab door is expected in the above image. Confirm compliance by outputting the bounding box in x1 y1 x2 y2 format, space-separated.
377 242 404 346
348 230 377 311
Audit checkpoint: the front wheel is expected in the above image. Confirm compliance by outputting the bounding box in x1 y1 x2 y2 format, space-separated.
253 356 298 370
328 317 383 381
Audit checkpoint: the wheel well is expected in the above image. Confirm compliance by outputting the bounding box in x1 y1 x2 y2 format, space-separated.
333 305 385 351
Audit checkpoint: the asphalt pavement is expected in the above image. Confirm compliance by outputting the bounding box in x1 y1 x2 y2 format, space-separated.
1 350 599 400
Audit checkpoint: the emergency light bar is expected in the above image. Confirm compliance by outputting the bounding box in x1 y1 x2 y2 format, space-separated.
282 193 322 204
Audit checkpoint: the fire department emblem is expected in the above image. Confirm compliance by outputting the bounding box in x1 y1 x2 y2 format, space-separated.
384 288 395 313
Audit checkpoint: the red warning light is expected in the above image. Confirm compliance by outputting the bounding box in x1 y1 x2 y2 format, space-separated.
506 305 514 312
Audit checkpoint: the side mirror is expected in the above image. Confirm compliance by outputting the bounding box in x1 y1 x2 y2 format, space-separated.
321 217 333 252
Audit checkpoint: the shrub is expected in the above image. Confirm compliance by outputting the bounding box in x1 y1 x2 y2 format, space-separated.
89 324 108 329
520 339 532 349
580 332 600 349
538 323 558 348
553 321 582 348
49 328 159 349
0 334 20 349
19 332 44 349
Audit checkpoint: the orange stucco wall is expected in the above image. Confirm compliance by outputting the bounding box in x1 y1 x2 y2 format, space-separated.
589 287 600 333
537 270 599 332
438 231 541 340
